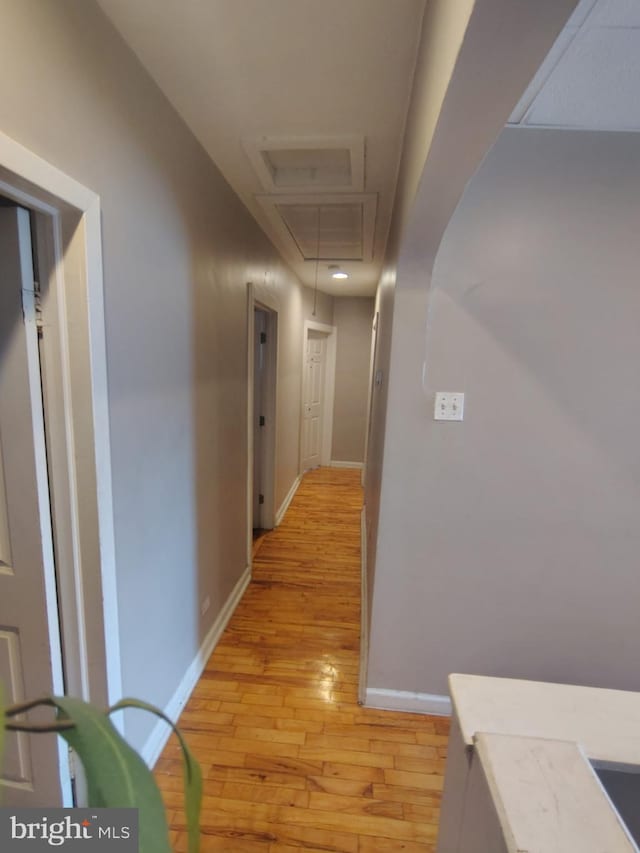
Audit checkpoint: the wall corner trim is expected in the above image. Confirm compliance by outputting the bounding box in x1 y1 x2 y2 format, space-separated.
140 564 252 767
330 460 364 470
358 506 368 704
365 687 452 717
275 475 301 526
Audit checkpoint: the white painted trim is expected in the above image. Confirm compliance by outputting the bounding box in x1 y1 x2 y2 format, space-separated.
365 688 452 717
0 131 95 211
362 310 379 489
276 475 301 526
242 133 365 194
47 213 90 702
0 133 122 731
330 460 364 470
300 320 337 472
358 506 368 705
83 199 122 709
140 565 251 767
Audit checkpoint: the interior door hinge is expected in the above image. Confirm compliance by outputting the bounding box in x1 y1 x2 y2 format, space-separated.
259 415 265 427
68 745 77 781
260 332 267 344
258 494 265 505
20 285 44 335
34 287 44 334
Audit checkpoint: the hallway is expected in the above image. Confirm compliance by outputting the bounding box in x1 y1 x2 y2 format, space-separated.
156 467 448 851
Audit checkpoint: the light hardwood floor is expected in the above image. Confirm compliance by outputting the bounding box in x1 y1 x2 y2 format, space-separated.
155 467 448 852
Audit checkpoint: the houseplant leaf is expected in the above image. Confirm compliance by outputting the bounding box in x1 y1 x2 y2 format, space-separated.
53 696 171 853
109 698 202 853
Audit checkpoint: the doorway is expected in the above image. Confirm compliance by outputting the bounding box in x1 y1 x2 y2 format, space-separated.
300 320 337 473
246 290 278 564
252 305 277 534
0 205 70 806
0 132 121 805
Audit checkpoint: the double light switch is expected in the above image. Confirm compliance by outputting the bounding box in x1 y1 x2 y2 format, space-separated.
434 392 464 421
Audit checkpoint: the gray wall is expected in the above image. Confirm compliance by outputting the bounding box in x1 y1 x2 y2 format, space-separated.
362 0 475 645
363 0 576 685
332 297 374 464
368 127 640 695
0 0 329 750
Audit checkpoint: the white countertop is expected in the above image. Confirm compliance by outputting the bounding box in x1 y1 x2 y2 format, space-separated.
448 674 640 852
475 733 636 853
450 673 640 764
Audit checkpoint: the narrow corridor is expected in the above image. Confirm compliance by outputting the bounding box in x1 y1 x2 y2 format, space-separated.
156 467 448 852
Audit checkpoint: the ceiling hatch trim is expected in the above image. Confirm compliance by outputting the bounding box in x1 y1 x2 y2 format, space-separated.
243 134 365 193
256 192 378 262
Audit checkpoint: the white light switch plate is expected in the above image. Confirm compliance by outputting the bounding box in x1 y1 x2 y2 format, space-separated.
434 392 464 421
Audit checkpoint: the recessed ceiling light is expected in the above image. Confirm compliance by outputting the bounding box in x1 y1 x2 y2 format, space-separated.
329 264 349 280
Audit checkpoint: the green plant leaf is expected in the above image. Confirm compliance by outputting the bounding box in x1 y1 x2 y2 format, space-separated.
109 698 202 853
52 696 171 853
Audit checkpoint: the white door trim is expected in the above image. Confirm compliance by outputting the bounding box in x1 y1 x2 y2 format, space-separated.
0 133 122 726
358 506 368 705
300 320 337 472
362 310 379 489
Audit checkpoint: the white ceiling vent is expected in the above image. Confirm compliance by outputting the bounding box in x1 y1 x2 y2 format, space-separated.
256 193 377 261
244 135 365 193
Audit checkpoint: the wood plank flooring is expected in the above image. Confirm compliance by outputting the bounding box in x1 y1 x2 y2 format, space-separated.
155 467 448 852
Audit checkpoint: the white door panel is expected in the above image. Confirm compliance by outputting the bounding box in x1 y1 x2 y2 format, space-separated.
0 629 32 783
0 206 66 806
301 331 327 470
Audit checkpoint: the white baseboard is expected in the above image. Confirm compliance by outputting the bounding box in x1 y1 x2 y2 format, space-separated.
365 688 452 717
140 564 251 767
330 460 364 470
275 475 301 526
358 506 368 704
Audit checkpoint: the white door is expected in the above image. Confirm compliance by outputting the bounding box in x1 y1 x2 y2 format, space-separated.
0 206 68 806
301 330 326 471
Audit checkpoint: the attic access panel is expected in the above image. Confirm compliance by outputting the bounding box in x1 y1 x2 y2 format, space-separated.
277 202 362 260
256 193 378 262
265 148 352 189
244 135 365 193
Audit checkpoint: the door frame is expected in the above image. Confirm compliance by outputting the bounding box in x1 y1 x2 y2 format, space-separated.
0 133 122 749
362 310 380 488
246 285 278 563
299 320 337 473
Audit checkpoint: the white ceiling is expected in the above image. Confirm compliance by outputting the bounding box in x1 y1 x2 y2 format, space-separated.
509 0 640 131
97 0 426 297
